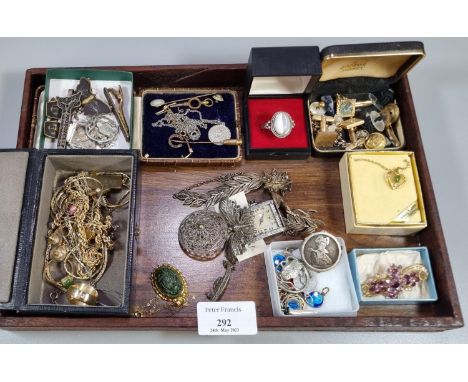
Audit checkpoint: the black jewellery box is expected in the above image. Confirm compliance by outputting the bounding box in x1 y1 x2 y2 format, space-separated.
0 149 139 316
309 41 425 155
244 46 322 159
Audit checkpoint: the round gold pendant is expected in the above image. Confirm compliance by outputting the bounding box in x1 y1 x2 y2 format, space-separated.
151 264 188 307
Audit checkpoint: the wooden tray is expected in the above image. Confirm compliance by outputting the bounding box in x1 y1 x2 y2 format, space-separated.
2 64 463 331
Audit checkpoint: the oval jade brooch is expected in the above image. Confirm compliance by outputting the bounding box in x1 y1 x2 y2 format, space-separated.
151 264 188 307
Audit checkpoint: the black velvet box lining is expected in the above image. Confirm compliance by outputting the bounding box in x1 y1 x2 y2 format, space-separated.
311 77 398 99
142 89 241 162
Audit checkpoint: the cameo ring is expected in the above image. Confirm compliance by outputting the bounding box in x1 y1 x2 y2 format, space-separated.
262 111 295 138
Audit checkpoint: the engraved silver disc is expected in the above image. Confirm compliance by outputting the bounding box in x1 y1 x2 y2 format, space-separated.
208 124 231 145
178 210 229 260
301 232 341 272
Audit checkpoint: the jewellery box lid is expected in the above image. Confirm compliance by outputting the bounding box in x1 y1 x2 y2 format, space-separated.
247 46 322 96
0 149 36 311
312 41 425 95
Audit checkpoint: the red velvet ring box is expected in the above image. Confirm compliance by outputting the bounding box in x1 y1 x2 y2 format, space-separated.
244 46 322 159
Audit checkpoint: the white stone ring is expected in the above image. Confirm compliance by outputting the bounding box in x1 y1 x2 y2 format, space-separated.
262 111 295 138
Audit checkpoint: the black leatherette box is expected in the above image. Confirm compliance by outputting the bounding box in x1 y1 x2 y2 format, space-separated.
0 149 139 316
244 46 322 159
0 149 36 311
309 41 425 155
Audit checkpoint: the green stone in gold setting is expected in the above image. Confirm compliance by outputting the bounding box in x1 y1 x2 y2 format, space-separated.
154 267 182 297
151 264 188 307
385 170 406 190
60 275 74 289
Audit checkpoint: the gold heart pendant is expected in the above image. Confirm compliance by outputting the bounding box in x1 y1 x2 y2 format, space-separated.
385 169 406 190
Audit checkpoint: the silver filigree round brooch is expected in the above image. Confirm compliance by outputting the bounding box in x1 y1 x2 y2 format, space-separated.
178 210 229 260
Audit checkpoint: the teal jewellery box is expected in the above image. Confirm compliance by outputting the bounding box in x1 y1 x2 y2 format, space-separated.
348 247 438 305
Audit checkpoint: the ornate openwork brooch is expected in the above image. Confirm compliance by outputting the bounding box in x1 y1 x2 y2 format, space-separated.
173 169 323 302
361 263 428 299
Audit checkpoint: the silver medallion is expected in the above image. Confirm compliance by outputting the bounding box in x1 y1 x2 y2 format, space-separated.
68 114 119 149
301 232 341 272
85 115 119 147
208 124 231 145
178 210 229 260
281 257 303 280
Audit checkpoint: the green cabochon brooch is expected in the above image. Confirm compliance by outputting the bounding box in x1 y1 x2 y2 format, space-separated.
151 264 188 307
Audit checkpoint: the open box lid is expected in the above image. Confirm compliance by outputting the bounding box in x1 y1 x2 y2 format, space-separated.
0 149 35 310
313 41 425 95
247 46 322 96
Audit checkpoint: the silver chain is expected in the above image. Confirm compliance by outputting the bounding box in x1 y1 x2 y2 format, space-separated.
152 108 223 141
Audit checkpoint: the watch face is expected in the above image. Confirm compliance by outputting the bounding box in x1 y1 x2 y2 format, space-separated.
249 201 285 240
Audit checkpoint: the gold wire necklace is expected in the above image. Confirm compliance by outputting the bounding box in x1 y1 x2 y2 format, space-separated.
44 171 130 306
354 158 410 190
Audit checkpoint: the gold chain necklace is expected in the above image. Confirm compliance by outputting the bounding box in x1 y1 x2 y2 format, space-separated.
44 171 130 306
354 158 410 190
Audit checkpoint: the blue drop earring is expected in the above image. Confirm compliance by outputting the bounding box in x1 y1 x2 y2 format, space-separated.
304 287 330 308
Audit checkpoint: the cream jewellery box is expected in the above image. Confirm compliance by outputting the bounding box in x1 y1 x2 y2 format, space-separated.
339 151 427 235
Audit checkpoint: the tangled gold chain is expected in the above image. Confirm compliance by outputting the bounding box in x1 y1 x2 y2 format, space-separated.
43 171 130 294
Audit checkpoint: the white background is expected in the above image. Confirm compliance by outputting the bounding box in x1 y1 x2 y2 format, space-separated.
0 37 466 343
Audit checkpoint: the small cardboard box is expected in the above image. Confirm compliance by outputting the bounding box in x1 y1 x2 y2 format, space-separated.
244 46 322 159
348 247 438 304
264 239 359 317
339 151 427 235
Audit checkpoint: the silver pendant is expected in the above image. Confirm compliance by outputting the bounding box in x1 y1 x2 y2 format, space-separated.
208 124 231 145
56 91 82 148
276 255 317 294
68 114 119 149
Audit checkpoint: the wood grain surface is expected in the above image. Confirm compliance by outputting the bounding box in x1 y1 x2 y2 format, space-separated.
2 64 462 331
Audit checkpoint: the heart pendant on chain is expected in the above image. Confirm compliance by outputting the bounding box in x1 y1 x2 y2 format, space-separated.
385 169 406 190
